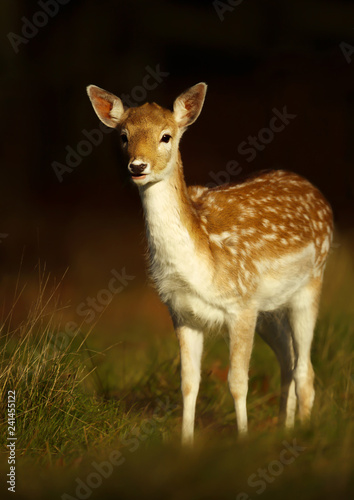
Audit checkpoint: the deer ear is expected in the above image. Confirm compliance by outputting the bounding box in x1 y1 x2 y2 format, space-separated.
86 85 124 128
173 82 207 130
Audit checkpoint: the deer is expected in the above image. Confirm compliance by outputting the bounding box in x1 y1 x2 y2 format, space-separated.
87 82 333 446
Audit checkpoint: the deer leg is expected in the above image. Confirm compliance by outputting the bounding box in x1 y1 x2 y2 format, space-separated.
257 311 297 428
175 325 204 446
289 276 322 422
228 309 257 435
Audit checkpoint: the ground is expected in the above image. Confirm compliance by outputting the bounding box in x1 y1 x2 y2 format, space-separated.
0 234 353 500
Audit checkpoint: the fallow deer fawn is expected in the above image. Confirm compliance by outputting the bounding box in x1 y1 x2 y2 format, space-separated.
87 82 333 445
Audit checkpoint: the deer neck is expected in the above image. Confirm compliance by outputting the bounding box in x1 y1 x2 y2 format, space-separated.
138 152 210 284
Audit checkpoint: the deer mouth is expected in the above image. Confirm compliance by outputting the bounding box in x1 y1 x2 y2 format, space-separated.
130 173 147 181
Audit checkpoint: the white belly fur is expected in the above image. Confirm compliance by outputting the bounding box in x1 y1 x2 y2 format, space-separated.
158 243 316 332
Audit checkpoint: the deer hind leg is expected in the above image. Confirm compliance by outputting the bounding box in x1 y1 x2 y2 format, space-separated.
288 276 322 423
228 309 258 435
175 325 204 446
256 311 297 428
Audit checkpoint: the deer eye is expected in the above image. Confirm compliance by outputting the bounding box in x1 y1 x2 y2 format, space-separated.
160 134 171 143
121 133 128 145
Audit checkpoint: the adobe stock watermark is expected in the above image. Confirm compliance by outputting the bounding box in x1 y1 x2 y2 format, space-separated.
61 396 177 500
52 64 169 183
76 268 135 324
206 105 297 188
340 41 354 64
7 0 72 54
213 0 244 22
36 268 135 366
236 439 306 499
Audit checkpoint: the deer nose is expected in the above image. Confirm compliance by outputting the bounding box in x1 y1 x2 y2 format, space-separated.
129 162 147 176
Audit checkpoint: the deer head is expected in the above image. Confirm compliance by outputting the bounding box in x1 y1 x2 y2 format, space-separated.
87 83 207 185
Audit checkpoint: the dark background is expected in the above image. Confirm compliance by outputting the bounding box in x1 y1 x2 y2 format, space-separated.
1 0 354 327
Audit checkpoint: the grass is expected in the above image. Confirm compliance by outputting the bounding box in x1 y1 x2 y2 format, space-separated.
0 238 353 499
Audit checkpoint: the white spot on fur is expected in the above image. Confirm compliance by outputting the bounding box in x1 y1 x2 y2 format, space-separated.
264 233 277 241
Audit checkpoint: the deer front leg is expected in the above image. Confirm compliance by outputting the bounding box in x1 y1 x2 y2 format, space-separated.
175 325 204 446
228 309 257 435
